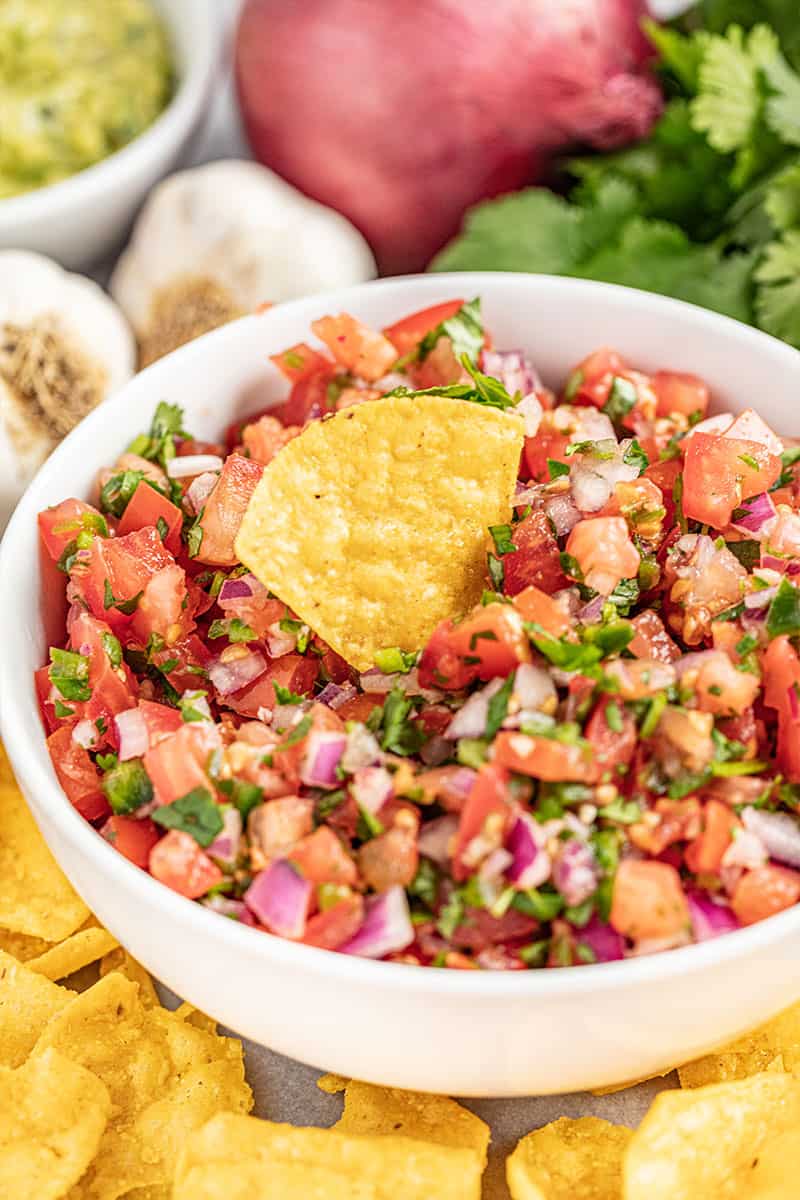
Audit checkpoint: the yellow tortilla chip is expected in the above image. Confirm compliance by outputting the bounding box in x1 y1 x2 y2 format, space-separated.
99 947 160 1008
0 927 53 962
678 1000 800 1088
317 1072 349 1094
333 1078 489 1166
624 1071 800 1199
0 773 89 940
592 1069 673 1096
175 1113 485 1200
507 1116 631 1200
172 1000 218 1033
176 1160 378 1200
33 973 252 1199
235 396 524 670
26 923 119 981
0 948 74 1067
0 1047 111 1200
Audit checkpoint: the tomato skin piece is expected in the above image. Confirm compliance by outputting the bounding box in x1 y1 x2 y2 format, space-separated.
682 432 781 528
652 371 710 419
46 726 109 821
609 859 690 941
116 481 183 557
38 498 106 561
311 313 397 382
269 342 331 383
149 829 222 899
492 732 597 783
102 815 160 869
512 584 570 638
144 722 220 807
684 800 741 875
731 865 800 926
419 603 531 691
272 703 344 789
194 454 263 567
452 764 511 882
502 510 569 597
225 653 319 720
417 620 476 691
288 826 358 887
382 299 465 357
523 430 571 483
583 696 637 777
300 893 365 950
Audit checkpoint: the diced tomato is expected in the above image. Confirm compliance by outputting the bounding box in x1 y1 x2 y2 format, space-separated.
682 433 781 528
609 859 690 941
512 584 570 637
38 498 106 561
314 640 356 686
565 348 626 408
566 517 640 596
300 893 365 950
47 726 109 821
600 477 666 540
137 700 183 746
358 822 419 891
763 636 800 783
684 800 741 874
272 368 335 428
492 732 597 782
194 454 263 567
452 764 512 881
335 692 385 724
69 611 139 735
523 430 571 483
629 611 680 663
417 705 452 737
271 703 344 788
628 798 701 856
418 603 531 691
731 865 800 926
226 653 319 720
75 526 188 641
725 409 783 457
644 458 681 529
269 342 332 383
288 826 358 886
382 299 464 357
311 313 397 382
150 633 212 695
241 415 300 465
144 722 221 806
116 480 183 556
502 510 569 597
583 697 637 777
148 829 222 899
692 652 760 717
36 665 62 734
450 907 538 952
412 766 475 812
102 815 160 869
652 371 710 420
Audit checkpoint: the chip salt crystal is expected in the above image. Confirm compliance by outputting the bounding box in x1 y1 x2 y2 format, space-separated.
235 395 524 670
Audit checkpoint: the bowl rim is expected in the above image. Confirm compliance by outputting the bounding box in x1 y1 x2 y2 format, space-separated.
0 0 220 223
4 269 800 1000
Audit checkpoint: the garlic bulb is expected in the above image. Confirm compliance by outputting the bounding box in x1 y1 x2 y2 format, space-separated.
0 251 135 528
110 159 377 367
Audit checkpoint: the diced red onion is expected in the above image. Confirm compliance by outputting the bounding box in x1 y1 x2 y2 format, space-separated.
675 650 719 678
445 678 504 740
341 724 382 773
351 765 393 814
686 891 740 942
167 454 224 478
185 471 220 515
578 594 605 625
245 859 311 937
271 703 305 730
513 484 543 509
553 406 614 442
317 681 358 710
514 662 556 712
266 623 297 658
71 719 98 750
360 667 398 694
202 895 256 924
481 348 540 398
506 814 550 889
300 731 347 788
742 806 800 868
218 576 258 603
209 650 267 696
576 915 625 963
479 847 514 883
418 814 459 865
721 828 767 871
207 807 243 868
732 491 777 537
339 885 414 959
114 708 149 761
570 465 612 513
516 392 543 438
420 735 451 767
552 838 598 907
545 492 582 536
745 586 777 610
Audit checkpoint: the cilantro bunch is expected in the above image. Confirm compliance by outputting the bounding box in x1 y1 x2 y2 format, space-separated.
431 0 800 349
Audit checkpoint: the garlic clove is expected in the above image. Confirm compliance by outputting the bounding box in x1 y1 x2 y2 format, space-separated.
0 251 135 528
110 159 377 366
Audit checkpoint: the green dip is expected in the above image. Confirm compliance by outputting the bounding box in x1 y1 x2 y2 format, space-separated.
0 0 173 199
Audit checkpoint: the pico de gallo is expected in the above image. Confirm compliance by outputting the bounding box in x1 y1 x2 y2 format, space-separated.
36 297 800 970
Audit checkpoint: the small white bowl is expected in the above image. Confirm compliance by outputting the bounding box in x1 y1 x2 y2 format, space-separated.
3 274 800 1098
0 0 219 270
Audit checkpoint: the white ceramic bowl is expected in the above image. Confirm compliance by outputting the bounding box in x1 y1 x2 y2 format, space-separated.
0 0 219 270
3 274 800 1098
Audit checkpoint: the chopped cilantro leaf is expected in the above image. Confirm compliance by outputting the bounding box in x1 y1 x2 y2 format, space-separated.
622 439 649 475
273 683 308 705
48 648 91 702
767 577 800 636
186 513 204 558
487 553 505 590
101 632 122 669
598 796 641 824
605 701 623 733
436 891 465 938
152 786 223 847
218 777 263 821
54 700 75 719
208 618 256 643
603 375 637 423
102 579 142 615
417 297 484 365
357 805 385 841
374 688 425 757
548 459 570 480
485 672 515 739
280 714 313 749
489 524 516 556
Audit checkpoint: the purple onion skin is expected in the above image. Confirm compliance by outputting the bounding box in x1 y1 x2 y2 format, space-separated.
576 915 625 963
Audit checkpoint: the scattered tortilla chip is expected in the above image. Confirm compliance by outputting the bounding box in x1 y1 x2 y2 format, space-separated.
235 396 524 670
176 1159 378 1200
26 923 119 981
175 1113 485 1200
0 1047 111 1200
173 1000 218 1033
99 947 160 1008
33 973 252 1199
0 948 74 1068
333 1078 489 1166
592 1069 673 1096
507 1116 631 1200
317 1072 349 1094
0 767 89 940
678 1000 800 1088
624 1071 800 1199
0 927 53 962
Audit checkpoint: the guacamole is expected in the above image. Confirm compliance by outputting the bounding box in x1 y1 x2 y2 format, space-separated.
0 0 173 199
